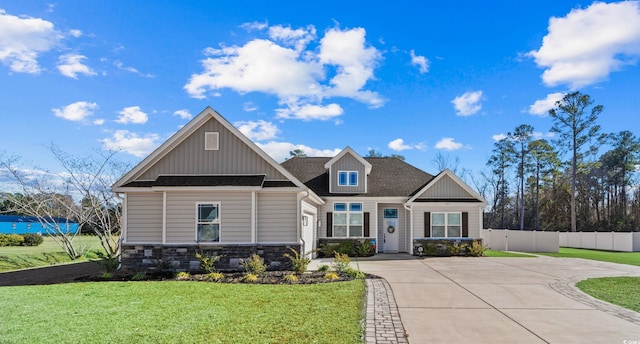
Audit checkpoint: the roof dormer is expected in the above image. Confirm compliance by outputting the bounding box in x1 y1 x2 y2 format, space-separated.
324 147 372 194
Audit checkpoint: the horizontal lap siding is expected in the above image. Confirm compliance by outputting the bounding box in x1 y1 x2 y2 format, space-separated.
412 203 482 238
126 193 163 243
257 193 298 242
166 191 251 244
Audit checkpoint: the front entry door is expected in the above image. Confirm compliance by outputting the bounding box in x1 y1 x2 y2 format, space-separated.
383 208 399 253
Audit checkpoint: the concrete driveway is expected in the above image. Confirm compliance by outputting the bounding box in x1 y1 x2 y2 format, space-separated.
314 254 640 343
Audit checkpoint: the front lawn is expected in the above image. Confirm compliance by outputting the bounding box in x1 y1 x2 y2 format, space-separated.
576 277 640 313
537 248 640 266
0 280 365 343
0 236 102 272
484 249 536 258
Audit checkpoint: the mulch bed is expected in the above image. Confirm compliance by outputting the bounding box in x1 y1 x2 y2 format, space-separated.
85 270 377 284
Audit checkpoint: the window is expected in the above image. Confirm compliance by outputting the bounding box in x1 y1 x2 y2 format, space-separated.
333 202 363 237
338 171 358 186
431 212 461 238
197 203 220 242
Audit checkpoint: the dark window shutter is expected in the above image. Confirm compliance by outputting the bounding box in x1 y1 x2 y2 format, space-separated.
364 212 370 237
424 212 431 237
326 212 333 237
462 212 469 237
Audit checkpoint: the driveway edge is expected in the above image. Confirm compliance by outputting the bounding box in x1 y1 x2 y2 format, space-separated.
365 278 409 343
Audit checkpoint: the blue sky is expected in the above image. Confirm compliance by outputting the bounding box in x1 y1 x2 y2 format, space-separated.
1 1 640 183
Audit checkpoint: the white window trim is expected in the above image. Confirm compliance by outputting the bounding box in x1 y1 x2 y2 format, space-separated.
431 212 462 238
333 202 364 238
196 202 221 242
337 170 358 187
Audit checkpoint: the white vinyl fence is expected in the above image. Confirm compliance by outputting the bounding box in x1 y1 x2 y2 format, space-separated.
559 232 640 252
481 229 559 253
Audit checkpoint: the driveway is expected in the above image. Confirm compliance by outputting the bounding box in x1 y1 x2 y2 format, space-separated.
313 254 640 343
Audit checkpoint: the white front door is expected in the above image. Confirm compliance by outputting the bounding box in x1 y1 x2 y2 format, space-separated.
383 208 399 253
301 214 314 257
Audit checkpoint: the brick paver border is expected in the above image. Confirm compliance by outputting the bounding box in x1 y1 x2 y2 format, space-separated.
365 278 409 343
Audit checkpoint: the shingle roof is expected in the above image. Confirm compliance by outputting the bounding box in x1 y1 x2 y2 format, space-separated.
281 157 435 197
122 175 266 187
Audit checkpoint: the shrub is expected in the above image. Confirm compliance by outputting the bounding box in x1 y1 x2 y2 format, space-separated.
323 272 339 280
131 272 147 281
241 254 267 276
175 271 191 280
317 264 330 272
331 253 351 273
95 250 119 273
195 251 222 273
283 273 299 283
345 268 365 279
0 234 24 246
206 272 224 282
355 241 374 256
468 240 486 257
101 272 113 279
22 233 43 246
242 273 259 283
284 248 311 274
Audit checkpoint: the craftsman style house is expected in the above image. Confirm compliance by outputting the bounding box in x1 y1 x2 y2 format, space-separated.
112 107 486 271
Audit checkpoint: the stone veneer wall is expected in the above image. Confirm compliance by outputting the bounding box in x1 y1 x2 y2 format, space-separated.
121 243 301 272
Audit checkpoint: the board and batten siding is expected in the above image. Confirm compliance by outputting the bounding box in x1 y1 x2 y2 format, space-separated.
329 154 367 193
137 118 287 181
417 174 473 199
412 203 482 238
125 192 163 243
165 191 252 244
256 192 298 242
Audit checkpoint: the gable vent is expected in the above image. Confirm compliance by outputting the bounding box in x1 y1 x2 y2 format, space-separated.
205 132 219 151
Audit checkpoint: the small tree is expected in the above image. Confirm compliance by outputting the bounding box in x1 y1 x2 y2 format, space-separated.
0 146 126 259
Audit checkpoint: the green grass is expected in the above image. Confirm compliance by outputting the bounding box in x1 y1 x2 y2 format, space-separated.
0 280 366 344
576 277 640 313
484 249 536 258
0 236 102 272
537 247 640 266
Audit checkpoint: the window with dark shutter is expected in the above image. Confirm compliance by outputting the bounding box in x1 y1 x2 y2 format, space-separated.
462 212 469 237
326 212 333 237
364 212 370 237
424 212 431 237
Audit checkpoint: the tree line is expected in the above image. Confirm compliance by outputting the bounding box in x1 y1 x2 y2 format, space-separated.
482 92 640 232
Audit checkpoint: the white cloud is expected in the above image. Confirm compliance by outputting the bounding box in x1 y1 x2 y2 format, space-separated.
184 25 384 120
68 29 82 38
100 130 160 157
114 60 154 78
435 137 463 151
532 131 555 140
0 9 60 73
492 133 508 141
388 138 426 151
93 118 105 125
410 50 429 73
257 141 342 162
57 53 96 78
173 109 192 120
52 101 98 122
243 102 258 112
276 102 343 121
529 2 640 88
268 24 316 51
451 90 483 116
116 106 148 124
234 120 279 141
529 92 565 116
240 21 268 31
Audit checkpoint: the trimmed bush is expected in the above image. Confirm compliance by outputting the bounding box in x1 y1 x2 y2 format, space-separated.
22 233 44 246
0 234 24 246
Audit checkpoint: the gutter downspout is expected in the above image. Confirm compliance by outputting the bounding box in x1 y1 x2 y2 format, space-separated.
404 202 413 254
115 192 126 270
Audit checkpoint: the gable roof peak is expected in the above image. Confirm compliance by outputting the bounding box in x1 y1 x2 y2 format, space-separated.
323 146 372 174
